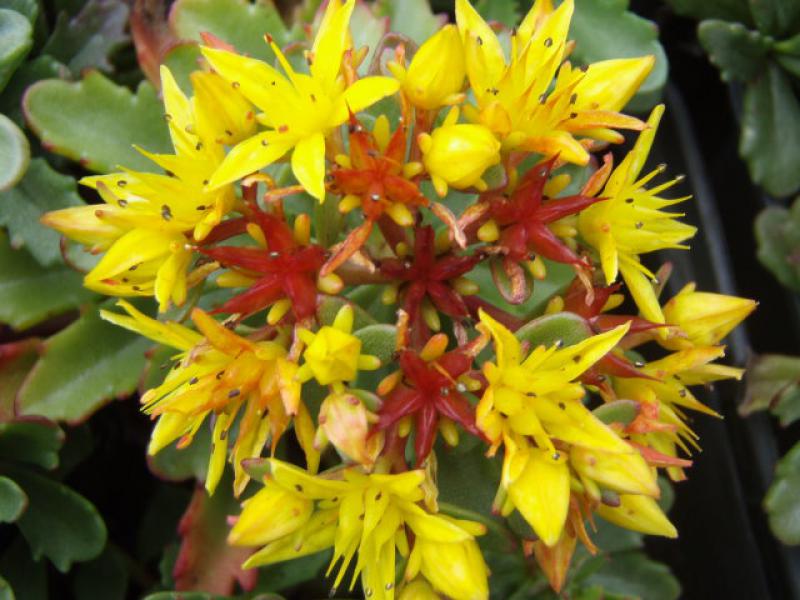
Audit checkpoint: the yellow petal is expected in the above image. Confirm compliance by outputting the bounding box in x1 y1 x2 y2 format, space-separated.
478 308 522 370
207 132 291 189
596 494 677 538
507 448 570 546
291 132 326 201
229 484 313 546
339 76 400 119
619 259 665 324
311 0 354 89
573 57 656 114
100 299 202 350
456 0 506 101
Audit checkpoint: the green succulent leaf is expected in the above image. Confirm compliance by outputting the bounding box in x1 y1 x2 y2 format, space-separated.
663 0 752 23
169 0 294 59
16 302 150 423
0 55 69 126
5 463 106 572
747 0 800 37
698 20 770 83
475 0 520 28
515 312 593 348
0 538 46 600
0 476 27 523
593 399 640 426
0 339 40 420
24 71 171 173
741 354 800 426
41 0 130 74
774 33 800 78
353 324 396 365
765 440 800 545
0 159 83 267
0 8 33 92
0 231 95 330
0 0 39 23
741 65 800 197
755 197 800 289
0 113 28 192
0 419 63 469
0 575 12 600
375 0 443 45
570 551 680 600
317 295 378 329
569 0 668 112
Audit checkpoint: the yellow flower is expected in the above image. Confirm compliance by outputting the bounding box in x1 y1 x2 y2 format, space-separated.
200 0 400 201
455 0 653 164
100 301 318 495
577 104 697 324
296 304 381 390
404 515 489 600
476 310 657 546
43 66 251 311
233 459 489 600
661 283 756 350
615 346 743 480
388 25 466 111
418 108 501 196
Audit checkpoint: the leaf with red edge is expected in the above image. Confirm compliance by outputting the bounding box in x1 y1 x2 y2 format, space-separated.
0 339 41 421
173 475 256 595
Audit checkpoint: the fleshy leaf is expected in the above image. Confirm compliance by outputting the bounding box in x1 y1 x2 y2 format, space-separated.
0 8 32 92
764 441 800 545
72 546 129 600
0 476 27 523
172 478 256 594
698 19 770 83
475 0 519 28
5 463 106 572
0 339 40 420
755 198 800 290
570 551 680 600
741 354 800 426
0 158 83 267
0 419 63 469
664 0 752 23
16 302 150 423
169 0 294 59
0 55 69 126
317 296 377 329
41 0 130 73
515 312 593 348
23 71 171 173
740 64 800 197
0 231 95 330
353 324 396 365
0 113 28 192
375 0 442 45
569 0 668 112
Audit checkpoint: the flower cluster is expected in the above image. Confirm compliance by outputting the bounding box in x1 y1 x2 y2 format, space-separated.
42 0 756 597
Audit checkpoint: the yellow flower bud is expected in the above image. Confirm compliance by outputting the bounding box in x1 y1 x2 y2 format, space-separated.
419 109 501 196
399 579 440 600
596 493 677 538
393 25 466 110
570 446 660 498
228 483 313 546
662 283 756 349
316 392 383 466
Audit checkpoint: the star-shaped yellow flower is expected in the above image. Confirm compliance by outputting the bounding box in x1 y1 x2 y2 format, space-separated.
201 0 400 201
